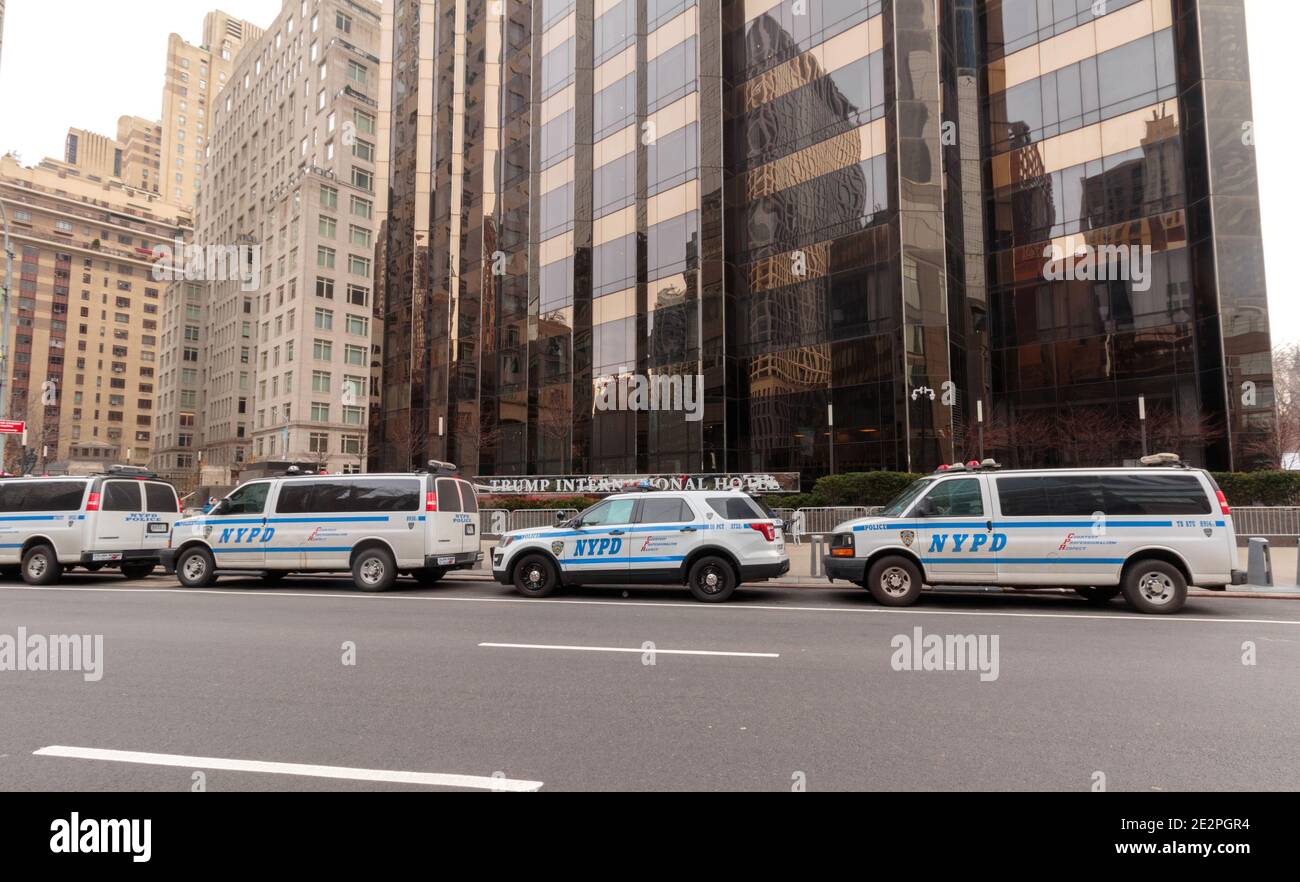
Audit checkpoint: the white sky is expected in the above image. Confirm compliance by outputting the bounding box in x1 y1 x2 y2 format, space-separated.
0 0 1295 343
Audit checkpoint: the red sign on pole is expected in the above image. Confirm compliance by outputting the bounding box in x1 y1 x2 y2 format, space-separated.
0 420 26 435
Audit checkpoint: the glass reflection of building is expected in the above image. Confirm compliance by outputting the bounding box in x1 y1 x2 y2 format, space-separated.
375 0 1274 483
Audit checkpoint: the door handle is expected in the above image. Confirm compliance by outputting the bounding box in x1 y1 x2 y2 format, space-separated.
679 526 697 532
609 529 625 536
986 520 994 532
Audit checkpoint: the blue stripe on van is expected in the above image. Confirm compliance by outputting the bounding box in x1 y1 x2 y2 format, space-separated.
179 515 392 527
562 555 686 565
0 515 74 521
213 546 353 553
855 520 1178 531
920 557 1126 565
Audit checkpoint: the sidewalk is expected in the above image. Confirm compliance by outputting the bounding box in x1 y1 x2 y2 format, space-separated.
474 538 1300 596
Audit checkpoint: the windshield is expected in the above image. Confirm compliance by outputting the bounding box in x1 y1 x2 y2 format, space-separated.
879 478 934 518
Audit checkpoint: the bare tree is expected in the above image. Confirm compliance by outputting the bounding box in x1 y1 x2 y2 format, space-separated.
1249 342 1300 468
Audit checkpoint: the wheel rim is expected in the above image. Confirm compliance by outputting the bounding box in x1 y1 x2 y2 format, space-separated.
698 565 724 594
27 555 47 578
1137 571 1175 605
360 557 385 585
522 563 545 589
880 566 911 597
182 555 206 581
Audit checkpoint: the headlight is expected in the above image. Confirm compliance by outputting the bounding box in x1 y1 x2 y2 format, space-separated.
830 533 856 557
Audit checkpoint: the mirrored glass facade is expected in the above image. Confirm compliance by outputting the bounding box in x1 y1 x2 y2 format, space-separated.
375 0 1273 484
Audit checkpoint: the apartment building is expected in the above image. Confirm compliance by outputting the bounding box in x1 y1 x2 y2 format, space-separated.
0 153 190 471
62 118 163 193
151 0 384 486
159 11 262 211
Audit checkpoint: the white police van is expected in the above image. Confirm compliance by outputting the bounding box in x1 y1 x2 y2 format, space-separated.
161 462 482 591
491 485 790 602
822 455 1244 614
0 467 182 584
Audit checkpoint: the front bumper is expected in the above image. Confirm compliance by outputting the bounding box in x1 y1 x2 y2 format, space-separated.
159 548 179 574
425 550 483 571
823 555 867 583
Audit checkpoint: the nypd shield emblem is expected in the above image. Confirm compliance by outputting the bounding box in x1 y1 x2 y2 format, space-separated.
551 540 565 556
900 530 915 548
1203 527 1213 537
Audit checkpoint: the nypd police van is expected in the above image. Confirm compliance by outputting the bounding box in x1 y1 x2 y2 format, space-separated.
161 462 481 591
491 486 790 602
0 467 182 584
822 455 1244 614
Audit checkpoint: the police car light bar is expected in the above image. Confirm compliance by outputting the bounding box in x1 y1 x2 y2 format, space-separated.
1140 452 1185 467
424 459 458 476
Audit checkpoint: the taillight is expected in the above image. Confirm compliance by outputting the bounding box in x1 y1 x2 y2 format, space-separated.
426 491 437 512
85 491 101 512
1216 490 1231 516
748 522 776 542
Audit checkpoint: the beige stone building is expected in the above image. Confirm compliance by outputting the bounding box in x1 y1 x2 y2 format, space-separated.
159 11 262 211
151 0 384 486
0 153 190 472
61 118 162 194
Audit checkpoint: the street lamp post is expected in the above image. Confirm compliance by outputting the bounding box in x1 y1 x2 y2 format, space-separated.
1138 394 1148 457
0 199 14 473
827 402 835 476
977 399 985 460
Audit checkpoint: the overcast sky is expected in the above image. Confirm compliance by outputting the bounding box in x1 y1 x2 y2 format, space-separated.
0 0 1295 344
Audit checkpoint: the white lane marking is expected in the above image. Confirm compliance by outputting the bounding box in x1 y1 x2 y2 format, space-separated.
5 584 1300 627
32 745 542 792
479 642 779 658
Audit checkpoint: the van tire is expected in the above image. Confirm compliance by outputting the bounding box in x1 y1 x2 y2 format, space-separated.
866 555 923 606
352 546 397 592
120 563 154 580
21 545 61 586
411 567 446 585
687 555 737 602
176 546 217 588
1074 586 1121 604
513 554 559 597
1122 560 1187 614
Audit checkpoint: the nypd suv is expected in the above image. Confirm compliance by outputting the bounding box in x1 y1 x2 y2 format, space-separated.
823 455 1244 614
491 487 789 602
162 462 481 591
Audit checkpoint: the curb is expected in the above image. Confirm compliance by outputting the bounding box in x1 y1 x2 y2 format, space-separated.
452 570 1300 599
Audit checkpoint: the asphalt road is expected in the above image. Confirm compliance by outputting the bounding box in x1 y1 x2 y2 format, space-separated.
1 570 1298 791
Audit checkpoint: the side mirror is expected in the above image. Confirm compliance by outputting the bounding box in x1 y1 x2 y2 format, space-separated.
212 498 231 516
554 510 567 522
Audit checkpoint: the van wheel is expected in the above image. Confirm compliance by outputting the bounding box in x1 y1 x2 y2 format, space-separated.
866 555 923 606
1074 586 1121 604
353 547 397 592
513 554 559 597
21 545 61 586
176 546 217 588
1122 561 1187 614
120 563 154 580
412 567 446 585
687 556 737 602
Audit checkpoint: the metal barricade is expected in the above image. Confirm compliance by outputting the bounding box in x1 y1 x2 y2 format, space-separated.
793 506 872 537
479 509 511 538
1232 507 1300 537
508 508 578 532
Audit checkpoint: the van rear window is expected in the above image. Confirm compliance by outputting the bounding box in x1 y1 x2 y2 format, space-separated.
0 481 87 512
996 474 1211 517
436 478 462 513
145 482 178 513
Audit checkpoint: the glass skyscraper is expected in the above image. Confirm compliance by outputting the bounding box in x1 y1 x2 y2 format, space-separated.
373 0 1274 485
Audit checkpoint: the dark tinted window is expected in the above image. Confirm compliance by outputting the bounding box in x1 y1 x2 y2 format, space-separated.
275 483 313 513
0 480 87 512
1102 474 1211 516
102 481 141 512
145 482 178 513
352 479 420 512
458 481 479 514
996 476 1106 517
706 495 764 520
637 497 692 524
436 478 462 513
310 481 353 512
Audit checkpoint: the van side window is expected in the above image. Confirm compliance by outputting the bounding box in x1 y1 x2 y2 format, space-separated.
915 479 983 517
352 479 421 512
145 482 178 513
1102 474 1212 515
275 483 313 513
223 482 270 515
637 497 692 523
102 481 142 512
997 477 1105 517
436 478 462 513
458 481 479 513
0 481 87 511
310 482 353 512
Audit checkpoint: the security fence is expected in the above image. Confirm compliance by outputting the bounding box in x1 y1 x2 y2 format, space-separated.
1232 507 1300 537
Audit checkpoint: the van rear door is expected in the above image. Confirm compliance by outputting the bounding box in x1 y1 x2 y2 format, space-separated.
142 481 180 557
457 480 479 556
428 477 466 560
92 479 145 558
